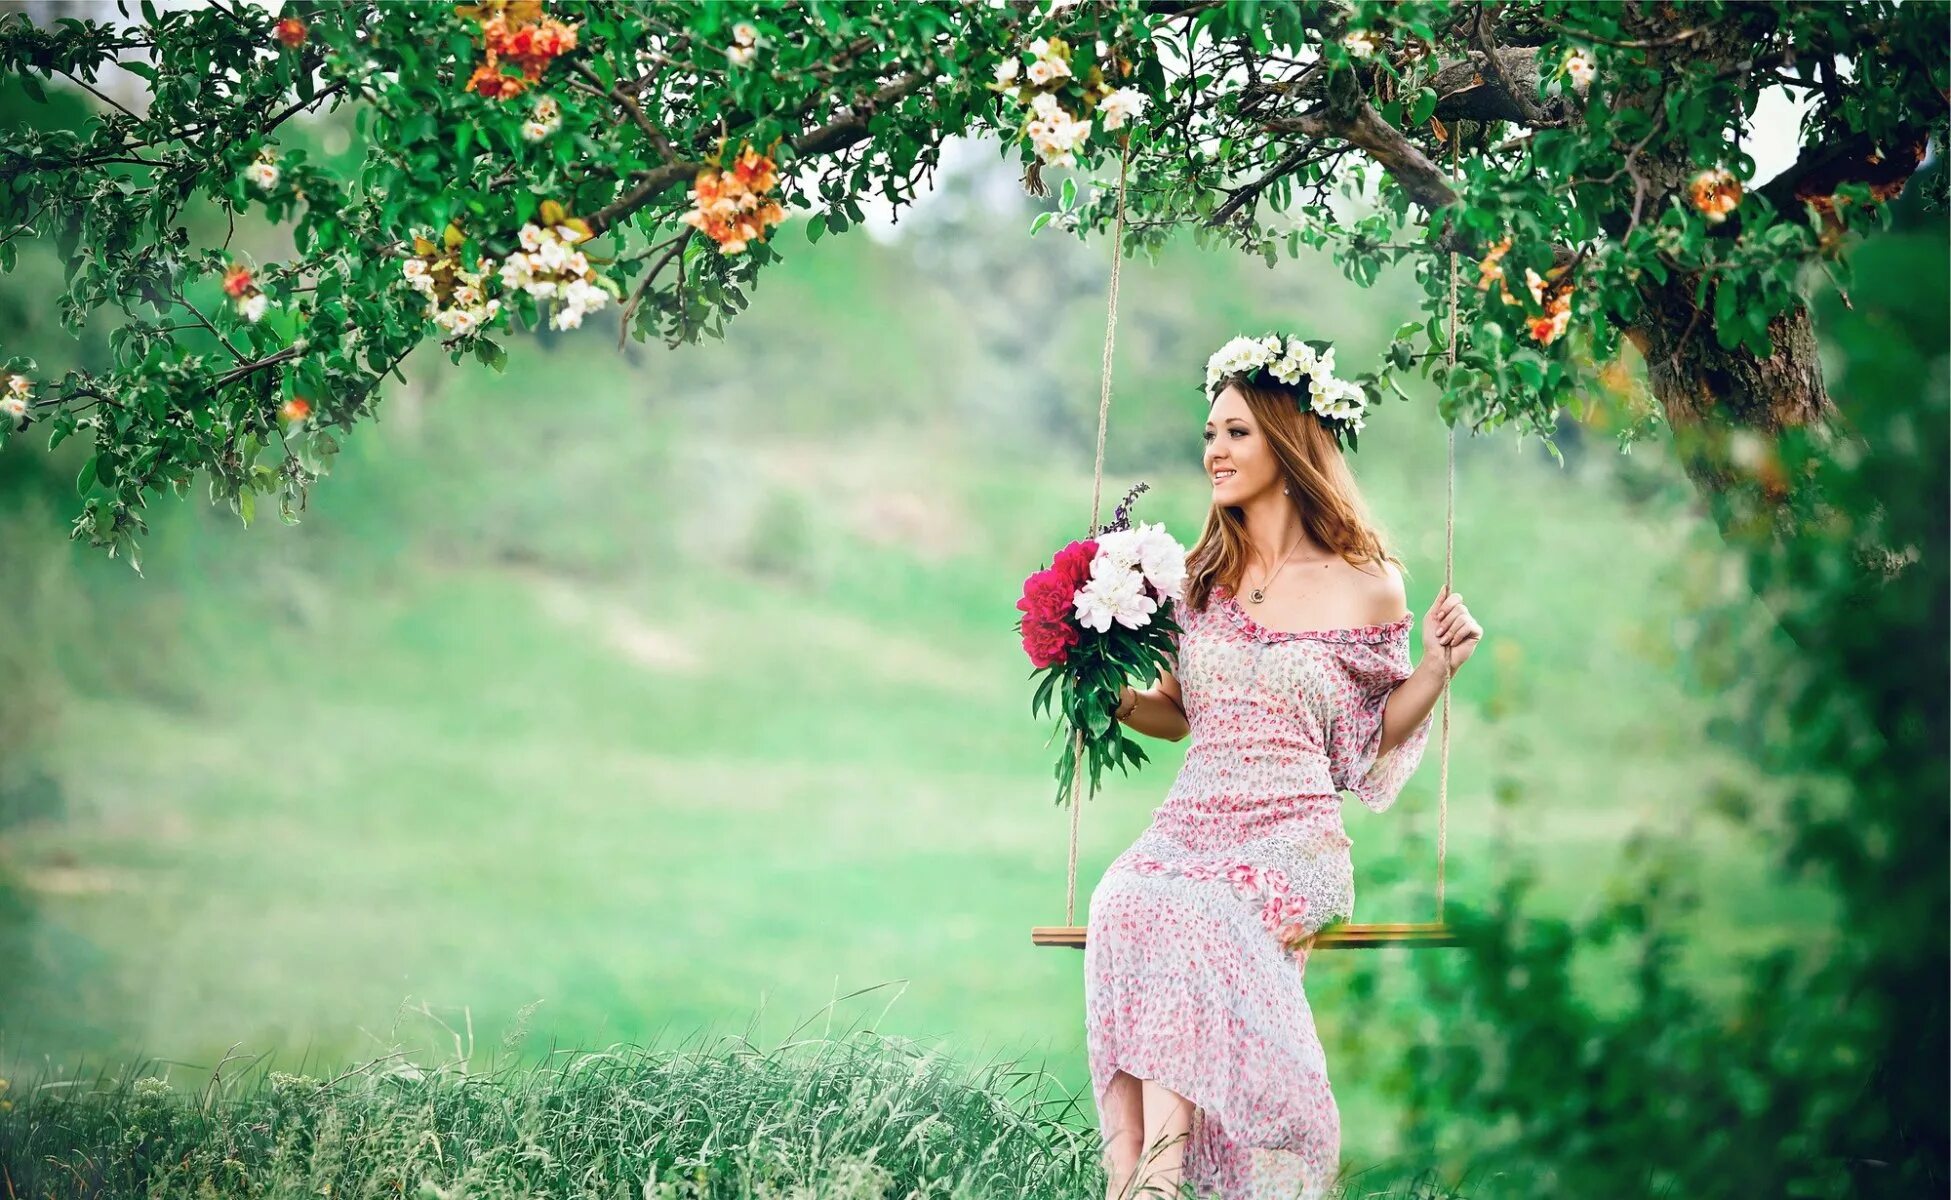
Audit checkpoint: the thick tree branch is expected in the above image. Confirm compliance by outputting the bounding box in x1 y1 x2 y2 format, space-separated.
1756 126 1935 219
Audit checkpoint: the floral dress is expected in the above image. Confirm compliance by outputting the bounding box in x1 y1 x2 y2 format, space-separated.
1084 583 1435 1200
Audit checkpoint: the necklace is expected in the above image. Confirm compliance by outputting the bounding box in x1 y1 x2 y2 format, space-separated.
1244 536 1305 604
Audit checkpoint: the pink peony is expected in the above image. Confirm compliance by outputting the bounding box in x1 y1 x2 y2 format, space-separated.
1016 539 1098 667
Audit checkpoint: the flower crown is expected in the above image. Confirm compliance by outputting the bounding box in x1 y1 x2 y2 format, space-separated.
1203 332 1370 450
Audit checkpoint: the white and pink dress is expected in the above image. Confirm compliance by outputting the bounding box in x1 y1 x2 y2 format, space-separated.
1085 582 1435 1200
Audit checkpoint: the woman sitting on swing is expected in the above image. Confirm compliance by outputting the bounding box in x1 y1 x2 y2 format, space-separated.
1085 334 1484 1200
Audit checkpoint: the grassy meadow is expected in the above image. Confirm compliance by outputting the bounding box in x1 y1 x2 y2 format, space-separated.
0 161 1819 1179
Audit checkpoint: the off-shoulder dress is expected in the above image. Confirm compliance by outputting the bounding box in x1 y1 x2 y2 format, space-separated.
1084 583 1435 1200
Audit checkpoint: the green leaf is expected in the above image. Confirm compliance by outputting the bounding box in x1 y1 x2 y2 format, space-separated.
1409 86 1438 126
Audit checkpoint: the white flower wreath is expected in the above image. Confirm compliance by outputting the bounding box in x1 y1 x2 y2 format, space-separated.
1203 332 1370 447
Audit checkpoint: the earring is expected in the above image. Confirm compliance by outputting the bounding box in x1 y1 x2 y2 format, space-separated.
1282 483 1290 495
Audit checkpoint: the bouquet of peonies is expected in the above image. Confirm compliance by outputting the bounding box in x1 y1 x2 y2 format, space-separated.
1016 483 1187 807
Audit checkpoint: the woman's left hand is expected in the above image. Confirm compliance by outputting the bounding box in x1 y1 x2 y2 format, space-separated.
1421 584 1483 670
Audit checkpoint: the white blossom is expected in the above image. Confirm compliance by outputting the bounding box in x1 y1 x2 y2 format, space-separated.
239 292 269 322
1098 87 1148 131
245 159 280 190
1563 48 1596 92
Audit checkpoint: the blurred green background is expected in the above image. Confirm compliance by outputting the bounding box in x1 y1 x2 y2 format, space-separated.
0 112 1829 1167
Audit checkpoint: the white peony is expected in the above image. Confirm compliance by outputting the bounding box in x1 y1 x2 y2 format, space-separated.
1090 529 1144 575
1132 522 1187 600
1074 567 1158 633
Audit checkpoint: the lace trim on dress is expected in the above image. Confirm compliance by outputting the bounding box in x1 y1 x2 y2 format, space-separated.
1214 586 1413 645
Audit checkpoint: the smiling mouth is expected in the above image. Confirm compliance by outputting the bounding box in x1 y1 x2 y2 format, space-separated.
1212 469 1236 482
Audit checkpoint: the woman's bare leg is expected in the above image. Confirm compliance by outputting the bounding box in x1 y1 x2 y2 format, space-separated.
1100 1069 1144 1199
1134 1078 1195 1196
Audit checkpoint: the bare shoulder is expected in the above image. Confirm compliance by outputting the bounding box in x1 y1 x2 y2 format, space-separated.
1342 555 1410 625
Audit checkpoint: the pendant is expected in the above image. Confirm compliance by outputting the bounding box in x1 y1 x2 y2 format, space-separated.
1248 587 1265 604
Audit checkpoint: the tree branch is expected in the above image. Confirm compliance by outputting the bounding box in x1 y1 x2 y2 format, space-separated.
586 68 934 236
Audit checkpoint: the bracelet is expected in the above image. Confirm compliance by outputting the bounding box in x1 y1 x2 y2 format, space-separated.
1115 688 1138 720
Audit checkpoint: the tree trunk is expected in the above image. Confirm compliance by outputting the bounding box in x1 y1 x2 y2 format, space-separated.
1620 286 1833 526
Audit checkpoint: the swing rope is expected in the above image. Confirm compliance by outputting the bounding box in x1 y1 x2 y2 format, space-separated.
1065 130 1135 928
1055 127 1460 938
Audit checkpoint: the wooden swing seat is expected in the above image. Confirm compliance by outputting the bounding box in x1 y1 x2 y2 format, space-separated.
1031 922 1458 950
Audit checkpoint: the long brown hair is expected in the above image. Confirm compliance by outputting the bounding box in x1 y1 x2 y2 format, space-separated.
1184 374 1406 612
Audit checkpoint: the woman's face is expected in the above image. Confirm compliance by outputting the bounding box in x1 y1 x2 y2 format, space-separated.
1204 384 1281 505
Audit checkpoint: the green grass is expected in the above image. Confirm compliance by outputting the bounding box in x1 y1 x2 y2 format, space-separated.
0 999 1511 1200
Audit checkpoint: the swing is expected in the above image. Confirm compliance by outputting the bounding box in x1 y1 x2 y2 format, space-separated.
1029 133 1465 953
